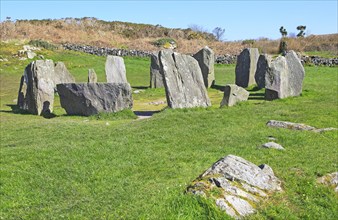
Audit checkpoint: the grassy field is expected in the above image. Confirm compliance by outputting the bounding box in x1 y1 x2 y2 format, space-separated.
0 42 337 219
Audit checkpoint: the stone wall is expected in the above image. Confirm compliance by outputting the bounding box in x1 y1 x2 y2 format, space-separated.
62 44 337 66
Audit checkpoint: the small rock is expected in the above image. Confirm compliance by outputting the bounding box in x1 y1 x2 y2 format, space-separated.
133 90 141 94
19 57 27 61
38 55 45 59
261 142 285 150
268 136 277 141
27 51 36 59
88 68 97 83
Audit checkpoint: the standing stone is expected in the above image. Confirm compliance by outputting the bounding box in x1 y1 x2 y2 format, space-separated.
220 84 249 107
285 50 305 97
150 52 164 88
193 46 215 88
255 54 272 89
57 83 133 116
235 48 259 88
159 50 211 109
88 69 97 83
17 60 55 115
265 56 289 100
105 55 127 83
265 50 305 100
17 75 27 110
54 62 75 89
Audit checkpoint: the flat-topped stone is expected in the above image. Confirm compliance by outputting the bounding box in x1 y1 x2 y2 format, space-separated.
57 83 133 116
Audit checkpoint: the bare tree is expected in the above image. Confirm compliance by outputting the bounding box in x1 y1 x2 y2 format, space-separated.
188 24 208 33
212 27 225 41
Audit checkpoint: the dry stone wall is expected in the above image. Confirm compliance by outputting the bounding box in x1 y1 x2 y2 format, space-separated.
63 43 337 66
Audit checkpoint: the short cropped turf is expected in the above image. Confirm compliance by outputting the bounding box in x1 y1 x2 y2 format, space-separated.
0 42 337 219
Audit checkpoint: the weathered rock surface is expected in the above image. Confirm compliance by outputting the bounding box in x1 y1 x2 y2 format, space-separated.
105 55 128 83
265 50 305 100
188 155 282 218
255 54 272 89
150 52 164 88
262 142 285 150
159 50 211 109
284 50 305 97
54 62 75 88
266 120 337 133
235 48 259 88
88 69 97 83
193 46 215 88
57 83 133 116
17 60 55 115
220 84 249 107
317 172 338 192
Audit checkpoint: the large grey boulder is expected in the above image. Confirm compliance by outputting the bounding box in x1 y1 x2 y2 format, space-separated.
17 60 55 115
150 52 164 88
193 46 215 88
188 155 282 218
159 50 211 109
88 69 97 83
255 54 272 89
54 62 75 89
235 48 259 88
105 55 128 83
220 84 249 107
57 83 133 116
265 51 305 100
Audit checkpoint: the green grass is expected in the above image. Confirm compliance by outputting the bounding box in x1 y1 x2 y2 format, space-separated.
1 42 337 219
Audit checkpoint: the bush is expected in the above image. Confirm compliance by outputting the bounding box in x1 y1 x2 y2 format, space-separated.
29 39 58 50
152 38 177 49
242 39 255 45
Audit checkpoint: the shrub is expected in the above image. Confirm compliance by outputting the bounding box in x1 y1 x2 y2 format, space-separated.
152 38 177 48
242 39 255 45
29 39 58 50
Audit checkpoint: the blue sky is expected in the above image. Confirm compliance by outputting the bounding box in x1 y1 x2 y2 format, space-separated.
1 0 337 41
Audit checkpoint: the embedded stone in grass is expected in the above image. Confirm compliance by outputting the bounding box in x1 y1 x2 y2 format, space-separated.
88 68 97 83
105 55 128 83
261 142 285 150
187 154 282 218
159 49 211 109
235 48 259 88
266 120 337 133
193 46 215 88
57 83 133 116
150 52 164 88
317 172 338 192
220 84 249 107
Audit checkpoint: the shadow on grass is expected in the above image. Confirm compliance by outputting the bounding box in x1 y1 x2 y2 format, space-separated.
132 86 149 90
248 93 265 100
134 110 161 117
211 84 225 91
1 104 57 119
